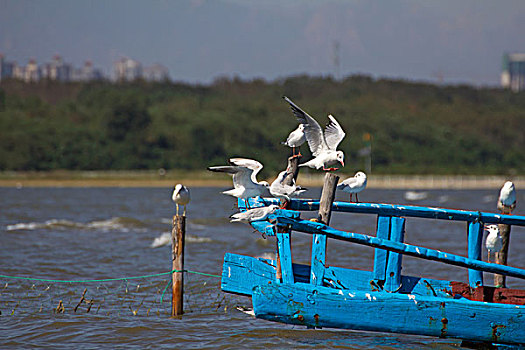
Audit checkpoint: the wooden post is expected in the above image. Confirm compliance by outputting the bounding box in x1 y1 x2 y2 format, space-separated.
171 215 185 316
310 172 339 285
276 155 301 282
494 223 511 288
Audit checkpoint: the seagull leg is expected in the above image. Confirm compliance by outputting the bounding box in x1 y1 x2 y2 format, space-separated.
176 204 179 216
356 194 360 203
183 205 187 217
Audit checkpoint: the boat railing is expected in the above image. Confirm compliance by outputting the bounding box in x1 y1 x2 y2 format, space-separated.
241 197 525 289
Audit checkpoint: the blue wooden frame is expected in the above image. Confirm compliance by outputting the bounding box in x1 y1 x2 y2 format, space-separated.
225 197 525 345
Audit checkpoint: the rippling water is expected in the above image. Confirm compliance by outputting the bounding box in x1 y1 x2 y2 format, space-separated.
1 187 524 349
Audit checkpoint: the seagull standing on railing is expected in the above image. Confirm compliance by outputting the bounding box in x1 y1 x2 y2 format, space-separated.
485 224 503 263
172 184 190 216
497 181 516 214
230 205 279 224
283 96 346 171
282 124 306 158
337 171 367 203
270 170 307 204
207 158 270 208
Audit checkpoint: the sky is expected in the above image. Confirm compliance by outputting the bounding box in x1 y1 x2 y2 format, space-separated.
1 0 524 86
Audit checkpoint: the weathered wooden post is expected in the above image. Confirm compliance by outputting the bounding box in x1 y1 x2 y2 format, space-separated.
171 215 185 316
171 184 190 317
493 181 516 288
276 155 301 282
310 172 339 285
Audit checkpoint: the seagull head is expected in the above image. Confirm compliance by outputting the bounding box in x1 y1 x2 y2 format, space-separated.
336 151 345 167
484 224 499 234
355 171 367 179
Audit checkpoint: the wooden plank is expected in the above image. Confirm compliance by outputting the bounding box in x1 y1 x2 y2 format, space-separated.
373 216 391 281
276 216 525 280
252 198 525 226
252 282 525 345
450 281 525 305
222 253 458 299
467 221 484 288
386 217 405 291
310 173 339 285
276 231 294 284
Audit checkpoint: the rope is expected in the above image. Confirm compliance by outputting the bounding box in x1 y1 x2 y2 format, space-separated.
0 269 221 283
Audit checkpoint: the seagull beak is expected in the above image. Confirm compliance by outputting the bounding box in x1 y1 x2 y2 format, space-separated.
340 160 345 167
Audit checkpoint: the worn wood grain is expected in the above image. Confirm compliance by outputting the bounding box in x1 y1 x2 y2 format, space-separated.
171 215 185 316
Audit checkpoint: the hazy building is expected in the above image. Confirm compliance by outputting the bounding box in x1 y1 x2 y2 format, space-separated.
143 63 170 82
25 59 39 82
0 54 15 81
114 57 143 81
501 53 525 92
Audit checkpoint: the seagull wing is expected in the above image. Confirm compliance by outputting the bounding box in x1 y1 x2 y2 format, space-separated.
207 165 253 188
337 177 358 190
229 158 263 183
324 115 346 150
283 96 327 156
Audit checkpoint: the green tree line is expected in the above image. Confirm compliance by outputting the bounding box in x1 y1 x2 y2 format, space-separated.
0 75 523 176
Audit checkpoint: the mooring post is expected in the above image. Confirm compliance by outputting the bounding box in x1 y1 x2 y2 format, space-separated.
171 214 185 316
310 172 339 285
495 216 513 288
276 155 301 282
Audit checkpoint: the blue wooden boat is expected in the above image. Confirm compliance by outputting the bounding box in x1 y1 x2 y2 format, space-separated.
221 197 525 347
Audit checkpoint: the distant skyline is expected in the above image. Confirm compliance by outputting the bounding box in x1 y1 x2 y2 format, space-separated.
1 0 524 86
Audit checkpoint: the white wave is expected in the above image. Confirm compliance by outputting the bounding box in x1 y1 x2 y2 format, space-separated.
6 217 145 233
404 191 428 201
150 232 213 248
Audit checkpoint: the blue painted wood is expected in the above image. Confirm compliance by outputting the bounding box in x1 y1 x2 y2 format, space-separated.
467 221 484 288
275 216 525 280
373 216 391 281
386 217 405 291
222 253 457 299
276 231 294 284
252 282 525 345
310 234 327 286
250 197 525 226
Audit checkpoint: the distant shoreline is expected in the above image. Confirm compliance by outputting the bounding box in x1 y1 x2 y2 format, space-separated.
0 171 522 189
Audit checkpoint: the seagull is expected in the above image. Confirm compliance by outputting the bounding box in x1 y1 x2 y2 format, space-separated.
207 158 270 207
270 170 307 204
281 124 306 158
485 224 503 263
497 181 516 214
172 184 190 216
283 96 345 171
337 171 367 203
229 205 279 224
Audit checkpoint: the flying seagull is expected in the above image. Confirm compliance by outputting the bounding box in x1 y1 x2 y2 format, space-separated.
283 96 345 171
269 170 307 203
229 205 279 224
485 224 503 263
497 181 516 214
207 158 270 207
172 184 190 216
282 124 306 158
337 171 367 203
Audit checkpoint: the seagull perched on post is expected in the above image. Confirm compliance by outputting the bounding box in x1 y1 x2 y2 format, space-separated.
230 205 279 224
270 170 307 204
485 224 503 263
283 96 345 171
282 124 306 158
207 158 270 208
497 181 516 214
172 184 190 216
337 171 367 203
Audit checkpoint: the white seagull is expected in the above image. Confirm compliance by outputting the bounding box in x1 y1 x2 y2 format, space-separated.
283 96 346 171
172 184 190 216
270 170 307 203
207 158 270 207
497 181 516 214
337 171 367 203
229 205 279 224
485 224 503 263
282 124 306 158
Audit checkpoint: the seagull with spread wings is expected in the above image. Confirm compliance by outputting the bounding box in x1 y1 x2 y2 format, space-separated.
207 158 270 207
283 96 346 171
270 170 307 203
